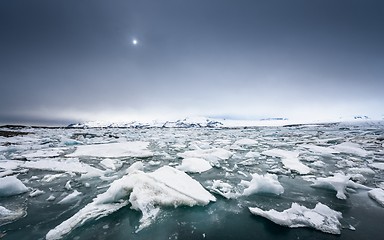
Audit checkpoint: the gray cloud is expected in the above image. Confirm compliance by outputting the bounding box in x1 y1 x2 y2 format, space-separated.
1 0 383 124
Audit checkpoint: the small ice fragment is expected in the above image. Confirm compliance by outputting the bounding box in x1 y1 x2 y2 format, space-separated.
249 202 342 234
29 189 44 197
241 173 284 196
47 195 56 201
65 181 72 191
58 190 82 204
368 188 384 207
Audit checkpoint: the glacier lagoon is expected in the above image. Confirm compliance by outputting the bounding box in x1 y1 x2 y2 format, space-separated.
1 121 384 240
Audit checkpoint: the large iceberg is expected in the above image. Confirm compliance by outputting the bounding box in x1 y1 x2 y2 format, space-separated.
46 166 215 240
249 202 342 234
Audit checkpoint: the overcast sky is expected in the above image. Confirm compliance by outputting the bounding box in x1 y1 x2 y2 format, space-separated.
1 0 383 125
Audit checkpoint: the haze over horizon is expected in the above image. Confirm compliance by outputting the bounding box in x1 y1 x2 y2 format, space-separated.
1 0 384 125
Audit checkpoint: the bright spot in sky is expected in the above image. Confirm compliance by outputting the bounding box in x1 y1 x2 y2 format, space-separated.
132 39 138 45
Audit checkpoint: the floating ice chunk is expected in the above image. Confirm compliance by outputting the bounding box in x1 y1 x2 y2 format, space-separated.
125 161 144 174
311 173 350 199
47 195 56 201
241 173 284 196
249 202 342 234
42 174 66 182
29 189 45 197
100 159 122 171
300 144 339 155
244 151 260 158
64 181 72 191
348 167 375 175
262 149 312 174
209 180 238 199
368 188 384 207
0 160 24 170
234 138 258 146
0 205 26 226
58 190 82 204
177 148 233 161
22 147 67 159
369 162 384 170
176 158 212 173
331 142 371 157
0 169 14 178
67 141 153 158
24 159 103 176
46 166 215 239
0 176 28 197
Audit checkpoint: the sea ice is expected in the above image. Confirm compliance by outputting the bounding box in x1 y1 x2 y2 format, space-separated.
331 142 371 157
310 173 370 199
177 148 233 161
100 159 122 171
176 157 212 173
67 141 153 158
368 188 384 207
233 138 258 146
241 173 284 196
46 166 215 239
249 202 342 234
262 149 312 174
369 162 384 170
58 190 82 204
300 144 339 155
209 180 238 199
0 176 28 197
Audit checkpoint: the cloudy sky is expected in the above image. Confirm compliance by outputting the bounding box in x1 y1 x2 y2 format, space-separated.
1 0 383 125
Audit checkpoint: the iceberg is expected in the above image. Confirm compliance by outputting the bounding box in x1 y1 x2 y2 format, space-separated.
0 176 28 197
46 166 215 240
249 202 342 234
241 173 284 196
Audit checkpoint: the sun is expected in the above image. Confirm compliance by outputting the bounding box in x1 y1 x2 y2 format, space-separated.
132 39 138 45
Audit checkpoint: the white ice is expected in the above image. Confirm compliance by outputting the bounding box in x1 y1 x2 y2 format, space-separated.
369 162 384 170
249 202 342 234
177 148 233 161
262 149 312 174
368 188 384 207
0 176 28 197
58 190 82 204
331 142 371 157
22 147 68 159
311 173 371 199
46 166 215 240
241 173 284 196
209 180 238 199
300 144 339 155
176 158 212 173
233 138 258 146
67 141 153 158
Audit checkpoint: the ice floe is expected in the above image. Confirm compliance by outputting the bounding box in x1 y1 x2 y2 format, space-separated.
310 173 371 199
369 162 384 170
249 202 342 234
46 166 215 239
233 138 258 146
58 190 82 204
176 157 212 173
177 148 233 161
241 173 284 196
262 149 312 174
0 176 28 197
368 188 384 207
331 142 371 157
67 141 153 158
